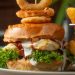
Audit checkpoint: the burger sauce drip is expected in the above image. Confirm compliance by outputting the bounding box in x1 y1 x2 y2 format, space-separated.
15 40 34 58
15 42 24 57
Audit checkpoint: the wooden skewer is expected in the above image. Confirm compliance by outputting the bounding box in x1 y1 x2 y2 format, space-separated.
35 0 37 4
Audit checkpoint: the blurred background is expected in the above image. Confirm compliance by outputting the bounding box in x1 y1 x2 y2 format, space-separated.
0 0 75 46
0 0 20 46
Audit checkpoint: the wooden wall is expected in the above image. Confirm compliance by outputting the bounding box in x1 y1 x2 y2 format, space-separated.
0 0 21 46
0 0 20 30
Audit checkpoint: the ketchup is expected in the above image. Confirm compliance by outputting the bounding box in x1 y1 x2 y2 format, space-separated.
15 42 24 57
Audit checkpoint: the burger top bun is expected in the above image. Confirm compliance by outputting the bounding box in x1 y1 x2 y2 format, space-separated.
4 23 64 42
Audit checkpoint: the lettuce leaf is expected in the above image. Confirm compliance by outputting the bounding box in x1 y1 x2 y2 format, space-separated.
31 50 63 64
0 48 19 68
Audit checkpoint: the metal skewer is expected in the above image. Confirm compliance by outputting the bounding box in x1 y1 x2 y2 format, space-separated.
61 20 69 71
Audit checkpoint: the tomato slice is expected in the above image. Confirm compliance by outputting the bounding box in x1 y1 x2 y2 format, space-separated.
15 42 24 56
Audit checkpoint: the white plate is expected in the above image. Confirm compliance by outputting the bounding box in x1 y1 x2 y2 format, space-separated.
0 68 75 75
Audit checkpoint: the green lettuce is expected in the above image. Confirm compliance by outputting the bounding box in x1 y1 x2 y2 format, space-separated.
0 48 19 68
31 50 63 64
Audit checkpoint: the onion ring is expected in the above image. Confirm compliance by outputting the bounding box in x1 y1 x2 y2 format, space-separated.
16 0 52 10
21 16 51 23
16 8 54 18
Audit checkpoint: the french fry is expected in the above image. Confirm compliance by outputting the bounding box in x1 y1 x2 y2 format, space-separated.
67 7 75 24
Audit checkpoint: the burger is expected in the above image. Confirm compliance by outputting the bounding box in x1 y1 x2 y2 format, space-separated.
3 23 64 71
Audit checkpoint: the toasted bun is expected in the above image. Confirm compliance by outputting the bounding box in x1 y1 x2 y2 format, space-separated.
33 61 62 71
4 23 64 42
7 58 32 70
7 58 62 71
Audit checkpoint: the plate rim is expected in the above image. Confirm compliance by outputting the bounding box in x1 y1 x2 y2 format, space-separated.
0 68 75 74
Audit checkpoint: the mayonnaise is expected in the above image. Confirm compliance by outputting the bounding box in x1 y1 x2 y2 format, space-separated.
22 41 32 57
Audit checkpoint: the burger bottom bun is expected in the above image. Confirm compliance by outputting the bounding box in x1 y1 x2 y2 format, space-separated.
7 58 63 71
34 61 63 71
16 8 54 18
21 16 51 24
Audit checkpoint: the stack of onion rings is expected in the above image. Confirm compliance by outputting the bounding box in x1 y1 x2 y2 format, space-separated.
16 0 54 24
